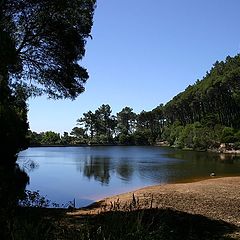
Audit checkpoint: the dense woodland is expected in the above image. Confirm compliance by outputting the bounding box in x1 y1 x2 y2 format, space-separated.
29 55 240 151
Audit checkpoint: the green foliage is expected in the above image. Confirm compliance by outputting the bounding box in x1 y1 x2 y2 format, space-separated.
61 131 74 145
70 127 88 144
28 131 43 145
1 0 96 160
41 131 61 145
161 121 183 146
117 107 137 135
2 0 96 99
235 130 240 142
77 104 117 143
133 129 151 145
161 55 240 150
164 55 240 129
28 130 78 145
19 190 50 208
136 105 165 144
221 127 237 143
72 105 162 145
0 86 29 161
118 133 134 145
162 122 224 151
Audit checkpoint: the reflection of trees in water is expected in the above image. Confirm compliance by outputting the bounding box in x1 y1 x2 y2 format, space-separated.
116 158 134 182
74 149 240 185
83 156 111 185
75 155 135 184
136 151 240 183
0 163 29 238
218 154 240 164
20 159 39 172
166 150 240 165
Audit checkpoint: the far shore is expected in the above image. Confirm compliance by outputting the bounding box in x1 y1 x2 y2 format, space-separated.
70 176 240 228
29 143 125 147
28 143 240 154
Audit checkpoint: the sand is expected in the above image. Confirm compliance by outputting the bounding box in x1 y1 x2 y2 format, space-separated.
70 177 240 228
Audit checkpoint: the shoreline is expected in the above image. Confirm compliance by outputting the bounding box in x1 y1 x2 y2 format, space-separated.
71 176 240 227
14 177 240 239
28 144 240 155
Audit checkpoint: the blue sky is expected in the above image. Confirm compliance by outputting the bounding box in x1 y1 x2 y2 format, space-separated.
28 0 240 133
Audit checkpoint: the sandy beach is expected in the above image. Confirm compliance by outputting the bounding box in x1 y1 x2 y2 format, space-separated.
71 177 240 228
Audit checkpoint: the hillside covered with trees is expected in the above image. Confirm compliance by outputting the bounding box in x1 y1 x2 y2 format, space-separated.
29 55 240 151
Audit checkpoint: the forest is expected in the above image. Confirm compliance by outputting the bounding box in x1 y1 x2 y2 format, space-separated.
1 2 240 239
28 54 240 151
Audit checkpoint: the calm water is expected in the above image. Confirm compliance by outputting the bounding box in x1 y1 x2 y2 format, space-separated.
17 146 240 207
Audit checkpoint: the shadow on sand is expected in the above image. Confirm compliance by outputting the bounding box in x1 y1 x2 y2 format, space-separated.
56 207 239 240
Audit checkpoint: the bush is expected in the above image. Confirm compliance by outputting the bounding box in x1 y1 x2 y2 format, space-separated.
133 130 151 145
19 190 50 208
221 127 237 143
118 134 134 145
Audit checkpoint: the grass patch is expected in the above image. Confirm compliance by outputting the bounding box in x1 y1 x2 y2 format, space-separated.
5 206 238 240
84 208 237 240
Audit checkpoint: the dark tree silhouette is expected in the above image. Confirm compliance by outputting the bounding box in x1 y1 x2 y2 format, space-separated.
1 0 96 98
0 0 96 161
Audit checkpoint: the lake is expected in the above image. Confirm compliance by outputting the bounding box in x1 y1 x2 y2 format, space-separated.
17 146 240 207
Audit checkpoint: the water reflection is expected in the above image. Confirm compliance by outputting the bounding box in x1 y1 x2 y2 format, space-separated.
20 159 39 172
82 156 111 185
77 155 135 184
161 150 240 181
75 149 240 184
219 153 239 163
166 150 240 164
116 159 134 182
17 147 240 207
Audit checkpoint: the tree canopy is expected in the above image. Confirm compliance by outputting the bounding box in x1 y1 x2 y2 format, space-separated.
1 0 96 99
164 55 240 129
0 0 96 161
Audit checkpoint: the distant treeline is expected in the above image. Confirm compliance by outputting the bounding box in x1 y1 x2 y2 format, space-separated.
28 104 164 146
29 55 240 150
